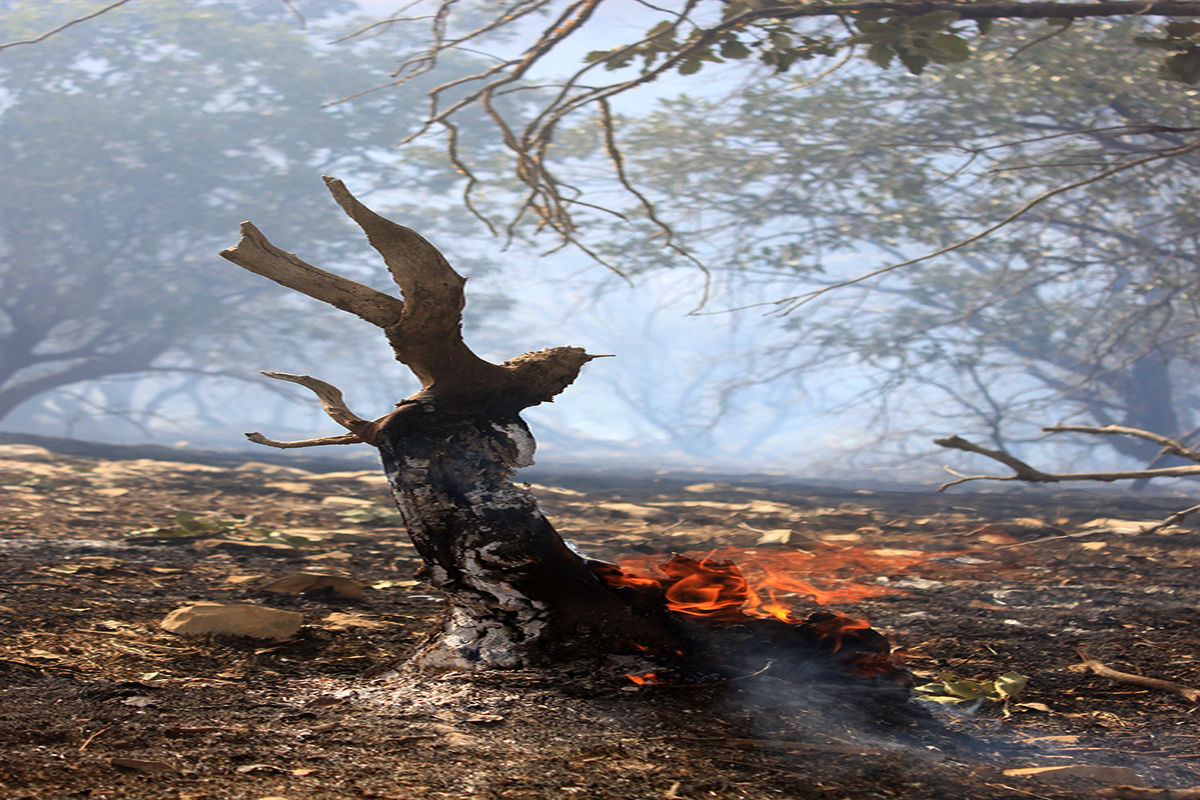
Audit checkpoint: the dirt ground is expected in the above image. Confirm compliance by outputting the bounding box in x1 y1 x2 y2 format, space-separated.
1 438 1198 800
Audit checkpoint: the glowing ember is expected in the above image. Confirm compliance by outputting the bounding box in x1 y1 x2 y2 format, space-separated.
625 671 660 685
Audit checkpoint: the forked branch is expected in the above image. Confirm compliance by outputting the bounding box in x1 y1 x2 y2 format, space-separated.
933 432 1200 490
223 177 603 451
319 176 502 388
243 371 372 450
219 221 404 329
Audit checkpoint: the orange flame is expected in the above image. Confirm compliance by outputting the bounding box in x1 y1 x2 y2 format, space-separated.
625 671 660 685
809 613 871 654
608 543 938 622
657 552 748 620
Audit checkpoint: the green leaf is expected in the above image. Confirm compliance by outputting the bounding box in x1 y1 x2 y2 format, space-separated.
925 33 972 63
866 42 894 68
1165 21 1200 38
721 38 752 60
678 54 704 75
940 676 994 700
897 50 929 74
645 20 675 40
994 671 1028 699
1136 35 1185 52
1161 46 1200 82
174 511 204 532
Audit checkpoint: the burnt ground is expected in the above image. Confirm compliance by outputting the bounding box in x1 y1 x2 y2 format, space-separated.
1 439 1198 800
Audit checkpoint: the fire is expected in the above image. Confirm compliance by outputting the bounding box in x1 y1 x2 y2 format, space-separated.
625 671 660 685
603 543 936 621
809 612 871 653
595 544 933 683
657 553 748 620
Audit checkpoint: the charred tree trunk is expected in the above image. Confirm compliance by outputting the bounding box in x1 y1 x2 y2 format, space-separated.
219 178 905 689
220 178 680 669
374 403 681 669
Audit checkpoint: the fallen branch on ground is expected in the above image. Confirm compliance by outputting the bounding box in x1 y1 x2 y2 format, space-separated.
1076 648 1200 703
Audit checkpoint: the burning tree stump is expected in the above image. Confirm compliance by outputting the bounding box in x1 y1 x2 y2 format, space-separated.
222 178 681 670
220 178 907 687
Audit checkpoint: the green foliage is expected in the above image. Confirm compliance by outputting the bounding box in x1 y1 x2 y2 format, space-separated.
127 511 260 541
915 671 1028 705
578 2 1195 80
605 21 1200 454
1137 21 1200 82
851 11 971 74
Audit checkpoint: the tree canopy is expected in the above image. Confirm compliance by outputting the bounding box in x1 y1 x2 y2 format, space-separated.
337 0 1200 249
603 21 1200 461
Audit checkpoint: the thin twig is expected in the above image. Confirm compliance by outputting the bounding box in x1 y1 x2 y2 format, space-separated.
244 432 364 449
770 138 1200 314
1145 503 1200 534
1043 424 1200 463
280 0 306 28
79 727 110 752
0 0 134 53
259 371 367 432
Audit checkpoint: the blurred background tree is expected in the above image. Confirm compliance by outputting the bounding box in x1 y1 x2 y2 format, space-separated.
593 21 1200 465
0 0 505 441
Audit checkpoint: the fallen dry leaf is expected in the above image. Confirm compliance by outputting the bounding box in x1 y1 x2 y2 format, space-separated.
755 528 792 545
322 611 391 630
160 602 303 641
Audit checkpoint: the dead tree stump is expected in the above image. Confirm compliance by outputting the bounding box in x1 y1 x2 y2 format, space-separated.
220 178 680 669
220 178 908 692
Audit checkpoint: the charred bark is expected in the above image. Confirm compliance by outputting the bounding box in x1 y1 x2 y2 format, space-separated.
373 400 682 669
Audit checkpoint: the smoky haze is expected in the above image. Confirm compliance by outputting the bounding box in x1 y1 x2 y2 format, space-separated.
1 1 1198 489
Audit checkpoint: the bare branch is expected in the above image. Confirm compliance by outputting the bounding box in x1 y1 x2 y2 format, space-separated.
322 176 463 310
933 433 1200 490
1043 424 1200 462
748 1 1200 21
219 221 405 328
244 431 364 449
349 0 1200 284
320 176 505 388
243 372 374 450
0 0 134 54
280 0 306 29
1146 502 1200 534
259 371 367 432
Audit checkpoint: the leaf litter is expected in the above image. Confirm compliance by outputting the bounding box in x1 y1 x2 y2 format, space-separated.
0 442 1198 798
